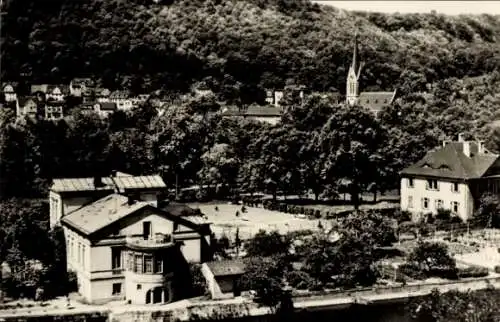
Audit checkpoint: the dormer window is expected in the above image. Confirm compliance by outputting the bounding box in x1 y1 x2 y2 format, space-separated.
426 179 439 191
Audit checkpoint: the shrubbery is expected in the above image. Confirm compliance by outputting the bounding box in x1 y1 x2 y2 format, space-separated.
284 270 316 290
457 266 489 278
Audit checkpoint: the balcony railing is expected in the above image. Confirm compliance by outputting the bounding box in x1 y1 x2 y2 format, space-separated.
125 233 173 250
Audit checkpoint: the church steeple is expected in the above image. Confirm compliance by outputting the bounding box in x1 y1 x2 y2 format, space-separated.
351 32 359 75
346 32 360 106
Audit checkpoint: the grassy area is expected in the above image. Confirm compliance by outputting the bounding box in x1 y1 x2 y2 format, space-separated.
188 203 322 240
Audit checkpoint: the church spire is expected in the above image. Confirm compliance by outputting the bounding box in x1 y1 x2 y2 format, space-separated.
351 32 359 75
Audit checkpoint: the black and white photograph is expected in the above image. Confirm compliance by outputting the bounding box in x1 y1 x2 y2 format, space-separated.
0 0 500 321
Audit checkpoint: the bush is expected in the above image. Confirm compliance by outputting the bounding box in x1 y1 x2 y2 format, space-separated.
285 270 316 290
457 266 489 278
436 208 452 221
398 263 426 280
494 266 500 274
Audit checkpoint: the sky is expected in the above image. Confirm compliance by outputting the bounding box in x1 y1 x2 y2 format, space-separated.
313 1 500 15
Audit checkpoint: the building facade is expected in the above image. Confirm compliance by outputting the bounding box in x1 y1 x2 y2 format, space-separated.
400 134 500 221
61 194 212 304
52 172 213 304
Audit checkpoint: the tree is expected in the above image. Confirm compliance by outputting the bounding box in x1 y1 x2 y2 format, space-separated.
315 105 388 208
473 193 500 228
240 256 288 307
406 241 457 278
198 143 239 192
408 289 500 322
245 230 291 258
300 231 379 288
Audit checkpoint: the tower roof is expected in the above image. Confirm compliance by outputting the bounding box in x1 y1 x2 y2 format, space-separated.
351 32 359 74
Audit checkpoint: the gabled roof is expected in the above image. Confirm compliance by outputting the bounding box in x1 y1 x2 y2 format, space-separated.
17 96 37 107
206 259 246 276
61 194 149 235
31 84 49 94
47 85 70 95
110 90 130 99
51 174 166 193
95 88 111 97
401 142 498 180
51 177 115 193
2 82 17 92
71 78 95 87
61 194 209 237
112 175 166 193
358 91 396 113
222 106 283 117
99 102 117 111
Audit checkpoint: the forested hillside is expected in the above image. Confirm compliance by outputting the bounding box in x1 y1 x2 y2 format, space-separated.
2 0 500 101
1 0 500 200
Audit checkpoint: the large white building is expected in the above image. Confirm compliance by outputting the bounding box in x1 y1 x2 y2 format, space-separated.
400 134 500 221
50 172 213 304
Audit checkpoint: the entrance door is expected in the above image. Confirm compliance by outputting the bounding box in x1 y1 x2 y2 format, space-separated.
153 287 163 304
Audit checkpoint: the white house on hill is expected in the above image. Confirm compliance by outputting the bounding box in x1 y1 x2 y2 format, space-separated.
400 134 500 221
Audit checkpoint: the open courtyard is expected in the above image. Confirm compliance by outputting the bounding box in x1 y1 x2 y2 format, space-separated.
188 202 323 240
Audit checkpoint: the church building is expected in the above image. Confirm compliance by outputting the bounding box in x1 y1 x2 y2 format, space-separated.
345 33 397 115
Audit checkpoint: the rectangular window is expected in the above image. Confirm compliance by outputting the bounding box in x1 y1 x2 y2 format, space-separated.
452 182 459 193
426 179 439 190
112 247 121 269
408 178 414 188
154 258 163 274
143 221 152 240
408 196 413 208
435 199 444 209
112 283 122 295
144 255 153 274
452 201 459 213
135 254 143 273
77 243 81 264
82 246 86 269
422 198 429 209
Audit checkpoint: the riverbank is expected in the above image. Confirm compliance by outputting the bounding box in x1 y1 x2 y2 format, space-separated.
1 275 500 321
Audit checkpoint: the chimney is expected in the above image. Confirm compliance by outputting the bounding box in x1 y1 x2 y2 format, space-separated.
478 140 485 154
463 141 471 157
93 176 104 188
458 133 465 142
127 195 136 206
111 170 117 177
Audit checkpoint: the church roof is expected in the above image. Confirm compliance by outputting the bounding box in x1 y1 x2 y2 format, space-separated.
400 141 498 180
358 91 397 113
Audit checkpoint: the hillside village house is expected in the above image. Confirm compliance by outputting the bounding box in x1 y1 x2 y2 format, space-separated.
221 105 283 125
110 90 133 110
45 102 64 120
50 172 213 304
400 134 500 221
70 78 96 97
96 88 111 103
2 83 18 102
16 97 39 118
